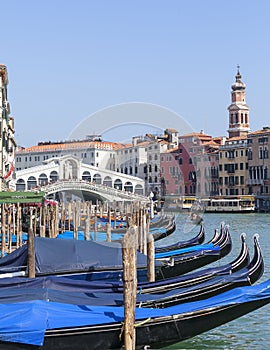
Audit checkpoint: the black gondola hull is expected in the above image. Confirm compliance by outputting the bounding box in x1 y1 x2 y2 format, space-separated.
0 298 269 350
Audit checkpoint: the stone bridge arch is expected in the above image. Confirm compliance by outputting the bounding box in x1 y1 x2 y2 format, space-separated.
39 180 148 203
15 155 146 198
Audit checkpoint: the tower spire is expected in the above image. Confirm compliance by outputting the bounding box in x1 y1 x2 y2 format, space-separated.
227 67 250 138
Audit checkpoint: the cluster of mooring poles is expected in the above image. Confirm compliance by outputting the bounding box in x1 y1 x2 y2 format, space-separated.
0 199 154 350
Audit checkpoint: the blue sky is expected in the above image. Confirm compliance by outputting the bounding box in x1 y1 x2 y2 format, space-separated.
1 0 270 146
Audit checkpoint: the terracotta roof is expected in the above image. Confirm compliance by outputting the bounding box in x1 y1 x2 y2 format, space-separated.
163 147 178 153
145 133 154 138
227 135 247 141
212 136 227 145
248 128 270 136
17 141 129 153
204 140 220 147
180 131 212 139
135 141 151 147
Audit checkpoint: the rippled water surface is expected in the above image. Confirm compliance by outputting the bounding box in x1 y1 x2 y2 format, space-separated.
155 212 270 349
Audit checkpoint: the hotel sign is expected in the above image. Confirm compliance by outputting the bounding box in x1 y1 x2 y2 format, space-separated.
0 191 45 204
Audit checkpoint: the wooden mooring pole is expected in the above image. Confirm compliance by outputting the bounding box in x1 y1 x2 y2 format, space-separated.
28 209 35 278
106 222 111 242
147 233 155 282
1 204 6 258
122 225 138 350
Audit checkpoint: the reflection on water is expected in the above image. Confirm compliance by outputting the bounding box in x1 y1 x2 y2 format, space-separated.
156 212 270 350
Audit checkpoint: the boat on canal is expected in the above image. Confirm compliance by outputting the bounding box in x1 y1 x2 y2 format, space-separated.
194 195 256 213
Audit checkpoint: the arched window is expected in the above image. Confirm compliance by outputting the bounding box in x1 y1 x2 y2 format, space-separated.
82 171 91 182
134 184 144 195
103 176 112 187
264 167 268 180
27 176 37 190
50 171 58 183
124 181 133 193
38 173 48 186
16 179 26 191
93 173 102 184
241 113 244 123
114 179 123 190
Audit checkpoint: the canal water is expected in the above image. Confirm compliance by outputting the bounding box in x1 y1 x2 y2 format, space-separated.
155 212 270 349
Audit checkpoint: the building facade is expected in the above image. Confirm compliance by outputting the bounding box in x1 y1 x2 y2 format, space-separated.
246 127 270 210
16 129 177 197
160 131 220 197
0 64 16 190
115 137 148 183
114 129 178 196
218 136 249 195
16 138 128 172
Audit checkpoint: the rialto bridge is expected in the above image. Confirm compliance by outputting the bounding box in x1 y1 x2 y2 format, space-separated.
15 155 147 202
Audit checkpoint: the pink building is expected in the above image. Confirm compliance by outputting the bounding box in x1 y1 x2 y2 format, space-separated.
160 131 221 197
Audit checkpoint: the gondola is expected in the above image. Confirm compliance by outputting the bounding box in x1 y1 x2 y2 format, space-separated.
0 278 270 349
135 234 263 307
99 232 252 295
105 224 231 282
155 225 232 279
150 215 176 241
155 222 205 253
96 213 173 230
0 234 262 312
0 224 231 282
0 231 249 301
56 214 176 242
22 212 176 241
57 219 202 257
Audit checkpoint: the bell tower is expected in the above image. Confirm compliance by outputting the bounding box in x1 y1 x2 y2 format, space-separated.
227 66 250 138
